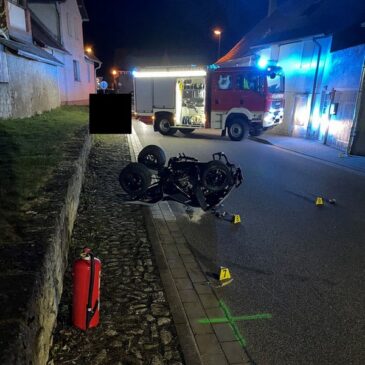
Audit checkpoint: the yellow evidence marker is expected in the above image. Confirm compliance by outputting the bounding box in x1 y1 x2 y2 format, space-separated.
219 267 232 281
232 214 241 224
315 197 324 206
217 267 233 287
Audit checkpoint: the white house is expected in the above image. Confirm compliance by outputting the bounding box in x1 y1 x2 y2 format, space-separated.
0 0 100 118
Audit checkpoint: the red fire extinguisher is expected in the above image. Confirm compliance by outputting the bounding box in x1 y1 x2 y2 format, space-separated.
72 247 101 330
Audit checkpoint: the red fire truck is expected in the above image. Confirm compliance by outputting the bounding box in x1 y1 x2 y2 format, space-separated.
133 65 284 141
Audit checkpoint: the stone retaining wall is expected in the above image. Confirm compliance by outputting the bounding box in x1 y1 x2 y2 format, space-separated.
0 127 91 365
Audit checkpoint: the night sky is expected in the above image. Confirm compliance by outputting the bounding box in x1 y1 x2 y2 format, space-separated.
83 0 277 77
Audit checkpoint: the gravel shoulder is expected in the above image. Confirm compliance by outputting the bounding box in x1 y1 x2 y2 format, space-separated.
49 135 184 365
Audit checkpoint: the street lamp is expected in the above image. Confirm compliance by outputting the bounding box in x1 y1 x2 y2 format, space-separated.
85 46 93 54
111 69 118 91
213 29 222 59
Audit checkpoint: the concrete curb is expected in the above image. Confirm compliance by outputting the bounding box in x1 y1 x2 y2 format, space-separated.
0 128 92 365
127 128 250 365
143 208 203 365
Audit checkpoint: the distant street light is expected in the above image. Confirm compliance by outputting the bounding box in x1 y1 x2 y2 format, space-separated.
111 69 118 91
213 29 222 59
85 46 93 54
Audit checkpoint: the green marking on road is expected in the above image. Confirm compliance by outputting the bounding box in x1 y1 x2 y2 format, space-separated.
198 313 272 324
197 299 272 348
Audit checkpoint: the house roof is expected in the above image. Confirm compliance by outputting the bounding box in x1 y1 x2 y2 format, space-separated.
0 37 64 66
217 0 365 64
77 0 89 21
85 53 101 64
30 12 69 53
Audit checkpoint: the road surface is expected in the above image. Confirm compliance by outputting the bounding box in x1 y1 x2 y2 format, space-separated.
133 121 365 365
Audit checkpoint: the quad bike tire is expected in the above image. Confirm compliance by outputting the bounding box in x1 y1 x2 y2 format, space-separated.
138 145 166 170
201 160 232 192
119 162 152 196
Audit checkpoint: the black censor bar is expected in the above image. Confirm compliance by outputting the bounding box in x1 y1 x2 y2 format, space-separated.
89 94 132 134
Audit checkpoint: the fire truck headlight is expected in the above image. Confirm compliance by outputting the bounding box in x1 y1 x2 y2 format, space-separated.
263 112 273 123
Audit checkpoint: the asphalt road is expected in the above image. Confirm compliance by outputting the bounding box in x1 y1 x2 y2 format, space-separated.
133 121 365 365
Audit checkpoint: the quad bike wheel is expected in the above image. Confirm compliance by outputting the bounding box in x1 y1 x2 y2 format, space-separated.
119 162 152 196
138 145 166 170
201 160 232 192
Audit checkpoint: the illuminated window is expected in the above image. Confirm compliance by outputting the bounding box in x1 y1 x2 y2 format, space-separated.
73 60 80 81
237 74 261 93
217 74 232 90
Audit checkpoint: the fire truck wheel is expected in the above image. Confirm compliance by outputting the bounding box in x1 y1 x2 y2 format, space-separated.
157 117 176 135
119 163 152 196
227 119 248 141
179 128 195 135
138 145 166 170
201 160 232 192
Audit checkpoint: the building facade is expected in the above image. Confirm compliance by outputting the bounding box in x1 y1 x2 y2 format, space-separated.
29 0 99 105
218 0 365 155
0 0 99 119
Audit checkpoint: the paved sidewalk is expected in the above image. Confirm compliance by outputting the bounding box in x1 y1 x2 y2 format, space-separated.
253 134 365 174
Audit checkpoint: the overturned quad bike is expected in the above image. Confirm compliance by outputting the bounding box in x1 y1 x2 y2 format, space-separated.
119 145 243 211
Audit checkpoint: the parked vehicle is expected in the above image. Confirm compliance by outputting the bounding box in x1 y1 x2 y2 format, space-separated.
119 145 243 211
133 65 284 140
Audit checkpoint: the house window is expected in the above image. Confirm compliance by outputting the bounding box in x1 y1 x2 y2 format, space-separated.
74 18 79 40
8 0 25 7
87 63 91 83
73 60 81 81
67 13 72 37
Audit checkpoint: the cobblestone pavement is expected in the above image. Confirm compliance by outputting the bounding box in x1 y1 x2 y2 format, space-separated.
49 135 184 365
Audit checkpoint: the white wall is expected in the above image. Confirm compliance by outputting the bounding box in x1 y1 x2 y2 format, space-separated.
0 52 60 119
257 37 332 136
55 0 95 104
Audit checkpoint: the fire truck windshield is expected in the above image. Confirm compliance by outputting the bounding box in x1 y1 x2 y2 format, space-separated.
266 73 284 94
